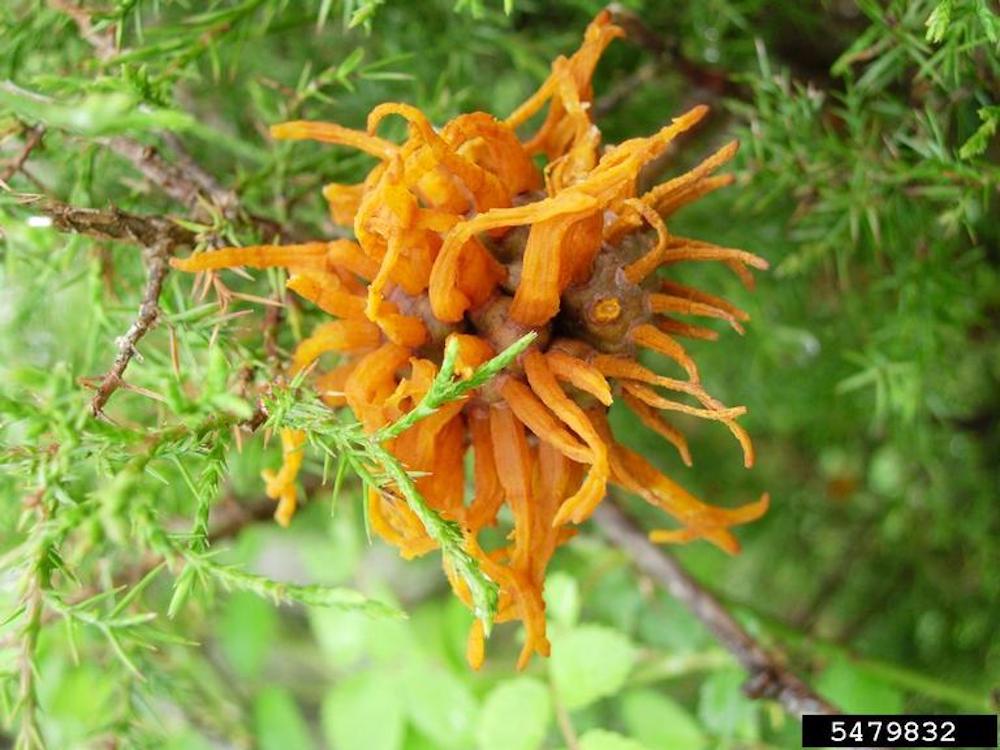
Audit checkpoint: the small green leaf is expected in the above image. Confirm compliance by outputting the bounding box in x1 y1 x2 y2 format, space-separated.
310 599 418 668
550 624 636 710
167 565 199 618
576 729 649 750
349 0 386 29
322 670 405 750
697 669 759 743
254 686 316 750
401 661 478 749
817 660 905 713
217 591 278 680
620 689 707 750
544 572 580 628
476 677 551 750
337 48 366 79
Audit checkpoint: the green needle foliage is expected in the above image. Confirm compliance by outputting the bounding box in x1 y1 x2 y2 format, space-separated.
0 1 997 749
267 331 537 632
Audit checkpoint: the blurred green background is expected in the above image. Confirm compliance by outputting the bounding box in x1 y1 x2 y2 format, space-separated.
1 0 997 748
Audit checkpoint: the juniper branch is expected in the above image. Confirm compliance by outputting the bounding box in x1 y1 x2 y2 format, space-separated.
49 0 238 221
0 496 282 654
354 332 536 630
365 440 499 629
287 417 503 633
271 334 537 633
375 331 537 442
15 196 197 415
15 567 43 750
13 491 49 750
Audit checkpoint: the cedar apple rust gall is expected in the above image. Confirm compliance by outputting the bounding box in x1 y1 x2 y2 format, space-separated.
172 10 770 670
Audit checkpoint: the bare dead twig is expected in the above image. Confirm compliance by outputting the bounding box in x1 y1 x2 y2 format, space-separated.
207 497 281 544
0 126 46 185
20 191 289 415
594 61 660 118
23 195 196 247
262 292 285 365
604 4 735 102
90 239 173 417
104 136 238 220
592 501 839 718
16 196 198 414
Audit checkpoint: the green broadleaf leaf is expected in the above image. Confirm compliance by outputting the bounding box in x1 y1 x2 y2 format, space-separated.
476 677 551 750
576 729 649 750
697 669 759 742
544 572 580 628
620 689 707 750
322 670 405 750
310 597 420 668
817 660 905 713
550 624 636 710
254 686 316 750
401 661 478 749
217 591 278 680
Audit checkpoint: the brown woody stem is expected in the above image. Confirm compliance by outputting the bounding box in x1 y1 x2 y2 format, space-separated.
90 238 173 417
592 500 839 718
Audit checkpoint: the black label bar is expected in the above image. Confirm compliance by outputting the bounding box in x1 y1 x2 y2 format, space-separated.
802 714 997 748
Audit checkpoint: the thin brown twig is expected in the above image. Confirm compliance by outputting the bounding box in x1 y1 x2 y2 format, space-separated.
604 4 735 100
45 2 300 238
50 0 302 243
90 238 173 417
550 679 580 750
16 196 197 415
592 500 839 718
103 136 238 220
207 497 282 544
21 194 196 247
0 126 46 185
24 195 291 413
594 61 660 119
